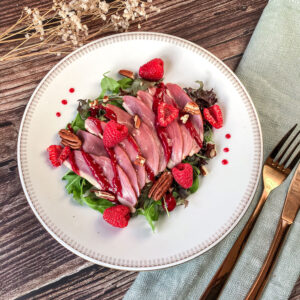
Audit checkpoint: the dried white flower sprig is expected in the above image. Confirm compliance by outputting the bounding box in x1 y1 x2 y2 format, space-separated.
0 0 160 61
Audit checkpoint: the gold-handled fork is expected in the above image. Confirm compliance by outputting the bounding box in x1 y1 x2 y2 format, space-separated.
245 163 300 300
200 124 300 300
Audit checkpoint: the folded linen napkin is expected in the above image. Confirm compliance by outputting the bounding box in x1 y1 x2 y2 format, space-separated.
124 0 300 299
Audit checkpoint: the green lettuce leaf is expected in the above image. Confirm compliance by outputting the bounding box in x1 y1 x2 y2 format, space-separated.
62 171 91 204
71 112 85 133
62 171 114 213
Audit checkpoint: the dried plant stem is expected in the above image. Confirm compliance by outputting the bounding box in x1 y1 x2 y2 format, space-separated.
0 0 161 62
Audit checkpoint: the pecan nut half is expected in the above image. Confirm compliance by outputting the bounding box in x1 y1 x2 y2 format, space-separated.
148 171 173 201
59 129 82 149
119 69 135 79
93 190 116 201
205 142 217 158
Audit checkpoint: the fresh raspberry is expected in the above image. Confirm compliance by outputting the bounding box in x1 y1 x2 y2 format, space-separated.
172 163 193 189
139 58 164 81
103 120 128 148
103 205 131 228
157 102 179 127
59 146 71 163
47 145 70 167
203 104 223 129
163 193 176 212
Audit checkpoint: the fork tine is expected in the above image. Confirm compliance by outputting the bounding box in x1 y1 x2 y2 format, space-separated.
286 149 300 171
276 130 300 163
282 142 299 166
270 124 297 159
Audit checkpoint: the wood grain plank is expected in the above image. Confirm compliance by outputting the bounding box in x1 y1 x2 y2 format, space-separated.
1 0 299 299
16 265 138 300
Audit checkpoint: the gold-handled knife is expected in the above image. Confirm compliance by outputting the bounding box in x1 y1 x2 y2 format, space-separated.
245 164 300 300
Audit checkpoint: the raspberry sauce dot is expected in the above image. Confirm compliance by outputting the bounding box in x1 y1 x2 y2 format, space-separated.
225 133 231 139
69 88 75 93
61 99 68 105
223 147 229 152
56 112 61 117
222 159 228 165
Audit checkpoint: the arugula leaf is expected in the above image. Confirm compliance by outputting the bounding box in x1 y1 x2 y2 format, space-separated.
71 112 86 133
118 77 133 89
100 74 120 98
62 171 92 204
81 194 114 213
137 200 161 232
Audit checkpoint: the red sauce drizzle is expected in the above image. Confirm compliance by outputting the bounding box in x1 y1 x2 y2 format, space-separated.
184 118 203 148
67 123 74 133
87 117 103 135
127 135 139 153
68 150 79 174
61 99 68 105
105 147 123 197
102 107 117 121
156 127 172 162
81 151 110 190
223 147 229 152
152 82 166 113
56 112 61 117
225 133 231 139
144 164 155 181
127 135 155 181
152 83 172 163
69 88 75 93
222 159 228 165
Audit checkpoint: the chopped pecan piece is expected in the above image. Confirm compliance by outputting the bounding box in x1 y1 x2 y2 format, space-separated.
134 154 146 166
180 114 189 124
59 129 82 150
89 99 98 108
119 69 135 79
103 95 109 103
134 115 141 129
183 102 200 115
148 171 173 201
200 165 208 176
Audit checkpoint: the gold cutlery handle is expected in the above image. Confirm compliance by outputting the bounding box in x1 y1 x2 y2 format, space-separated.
245 218 291 300
200 189 269 300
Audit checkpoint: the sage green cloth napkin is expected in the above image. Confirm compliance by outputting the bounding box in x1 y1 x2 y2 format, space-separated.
124 0 300 299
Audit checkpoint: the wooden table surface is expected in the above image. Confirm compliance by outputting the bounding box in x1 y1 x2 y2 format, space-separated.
0 0 299 299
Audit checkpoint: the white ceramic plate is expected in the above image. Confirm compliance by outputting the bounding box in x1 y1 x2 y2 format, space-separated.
18 32 262 270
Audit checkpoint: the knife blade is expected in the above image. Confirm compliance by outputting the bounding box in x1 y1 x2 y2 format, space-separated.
281 164 300 224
